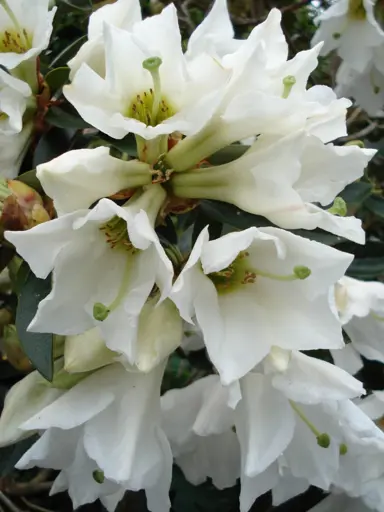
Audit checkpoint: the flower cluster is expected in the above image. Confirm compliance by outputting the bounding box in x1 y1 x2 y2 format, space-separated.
0 0 384 511
311 0 384 115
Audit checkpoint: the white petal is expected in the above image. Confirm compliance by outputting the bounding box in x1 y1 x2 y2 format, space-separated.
271 351 364 404
37 147 151 215
236 372 295 477
0 371 62 447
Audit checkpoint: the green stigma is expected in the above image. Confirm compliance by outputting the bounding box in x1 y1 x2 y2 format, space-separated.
282 75 296 99
92 470 105 484
142 56 162 72
208 252 311 295
317 433 331 449
339 443 348 455
127 56 174 126
333 32 341 39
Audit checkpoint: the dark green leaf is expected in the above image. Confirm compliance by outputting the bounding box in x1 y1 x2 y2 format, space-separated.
339 181 372 214
0 436 38 477
17 170 43 193
49 35 87 68
365 195 384 220
208 144 248 165
16 273 53 381
171 466 239 512
101 133 138 157
0 245 15 275
45 106 91 130
45 67 70 95
200 200 343 245
33 126 76 168
347 257 384 280
192 209 222 245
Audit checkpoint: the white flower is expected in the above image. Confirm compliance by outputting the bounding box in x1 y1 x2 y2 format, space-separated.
171 226 352 385
332 276 384 372
0 68 32 134
311 0 384 74
64 4 227 148
0 119 32 178
0 369 63 447
161 374 240 490
36 146 152 216
64 328 117 374
5 186 180 370
68 0 142 79
336 61 384 116
0 0 56 70
171 132 375 243
8 363 172 512
181 322 205 353
235 350 381 512
166 38 351 172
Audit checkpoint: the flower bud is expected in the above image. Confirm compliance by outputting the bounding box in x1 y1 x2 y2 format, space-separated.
2 324 32 373
1 179 50 232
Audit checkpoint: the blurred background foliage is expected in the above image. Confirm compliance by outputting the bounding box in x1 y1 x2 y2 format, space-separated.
1 0 384 511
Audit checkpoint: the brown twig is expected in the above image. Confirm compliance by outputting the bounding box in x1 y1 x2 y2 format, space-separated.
231 0 313 25
20 498 54 512
0 492 22 512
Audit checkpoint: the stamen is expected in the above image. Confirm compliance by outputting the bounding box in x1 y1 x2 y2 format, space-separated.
142 56 163 121
289 400 331 448
93 257 133 322
253 265 311 281
0 0 30 49
282 75 296 99
327 197 347 217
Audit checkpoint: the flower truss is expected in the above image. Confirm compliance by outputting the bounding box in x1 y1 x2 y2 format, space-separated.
0 1 384 512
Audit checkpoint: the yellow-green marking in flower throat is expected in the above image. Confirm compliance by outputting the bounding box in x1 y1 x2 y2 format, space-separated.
127 56 175 126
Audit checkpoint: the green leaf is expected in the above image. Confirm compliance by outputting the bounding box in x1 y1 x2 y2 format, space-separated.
45 106 91 130
347 257 384 280
45 67 70 95
49 35 87 68
171 466 239 512
365 195 384 220
208 144 248 165
33 126 76 167
0 436 38 477
339 181 372 214
16 272 53 381
101 133 138 157
200 200 343 245
17 169 43 193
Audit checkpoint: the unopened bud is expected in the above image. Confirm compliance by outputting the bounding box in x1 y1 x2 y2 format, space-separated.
92 469 105 484
93 303 110 322
1 179 50 231
2 324 32 373
317 433 331 448
293 266 311 280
